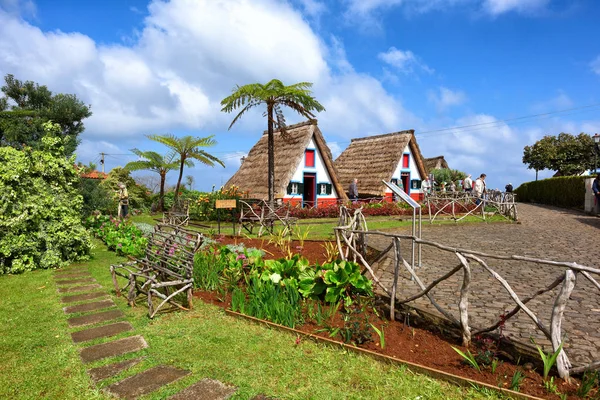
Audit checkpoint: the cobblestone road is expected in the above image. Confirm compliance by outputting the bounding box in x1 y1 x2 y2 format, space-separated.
367 203 600 368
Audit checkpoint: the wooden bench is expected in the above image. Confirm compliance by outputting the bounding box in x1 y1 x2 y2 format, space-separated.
238 199 297 236
109 224 202 318
162 199 190 226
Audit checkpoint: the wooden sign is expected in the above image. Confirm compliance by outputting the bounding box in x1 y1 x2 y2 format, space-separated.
215 199 237 209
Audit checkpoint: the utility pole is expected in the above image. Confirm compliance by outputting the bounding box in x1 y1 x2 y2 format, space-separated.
100 152 105 173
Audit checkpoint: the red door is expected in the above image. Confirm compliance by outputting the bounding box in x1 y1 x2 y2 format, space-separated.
303 173 316 208
401 172 410 194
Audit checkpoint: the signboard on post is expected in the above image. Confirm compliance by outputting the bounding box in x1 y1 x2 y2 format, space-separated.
215 199 237 234
216 199 237 209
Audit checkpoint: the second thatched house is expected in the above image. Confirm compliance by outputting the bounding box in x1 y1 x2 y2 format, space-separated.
224 120 347 207
424 155 449 173
334 130 428 201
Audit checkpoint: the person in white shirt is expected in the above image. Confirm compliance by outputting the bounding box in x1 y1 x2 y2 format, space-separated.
473 174 486 205
463 174 473 192
422 177 431 195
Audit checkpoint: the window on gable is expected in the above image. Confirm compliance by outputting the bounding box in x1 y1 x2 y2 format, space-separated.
305 150 315 167
402 154 409 168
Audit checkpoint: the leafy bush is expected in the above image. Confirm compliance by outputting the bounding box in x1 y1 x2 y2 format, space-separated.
86 213 147 258
0 128 92 273
78 177 113 216
514 176 586 209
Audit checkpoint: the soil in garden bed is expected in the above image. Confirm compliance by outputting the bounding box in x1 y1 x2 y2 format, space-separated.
194 288 586 399
214 236 335 265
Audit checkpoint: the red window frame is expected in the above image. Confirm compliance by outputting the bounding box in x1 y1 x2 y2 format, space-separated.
402 154 409 168
305 150 315 167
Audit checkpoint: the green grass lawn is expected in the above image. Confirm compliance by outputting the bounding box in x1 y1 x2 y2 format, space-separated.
0 241 502 399
130 212 511 240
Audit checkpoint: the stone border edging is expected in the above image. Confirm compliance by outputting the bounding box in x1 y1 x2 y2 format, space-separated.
224 310 542 400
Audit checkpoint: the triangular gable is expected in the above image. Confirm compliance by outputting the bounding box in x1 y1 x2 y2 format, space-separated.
334 130 427 196
225 120 347 201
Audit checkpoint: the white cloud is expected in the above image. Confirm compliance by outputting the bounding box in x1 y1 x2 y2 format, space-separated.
428 87 467 111
295 0 327 19
0 0 36 17
482 0 550 16
377 47 433 74
591 55 600 75
529 92 574 116
343 0 551 24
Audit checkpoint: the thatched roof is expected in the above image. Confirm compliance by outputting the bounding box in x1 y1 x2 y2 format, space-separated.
224 120 347 201
424 156 449 173
334 130 428 197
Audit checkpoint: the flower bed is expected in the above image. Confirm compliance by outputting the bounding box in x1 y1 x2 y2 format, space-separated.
192 238 597 400
85 213 148 258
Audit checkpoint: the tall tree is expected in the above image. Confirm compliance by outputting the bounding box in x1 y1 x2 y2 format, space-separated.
523 133 594 177
147 134 224 205
124 149 187 212
220 79 325 206
0 74 91 155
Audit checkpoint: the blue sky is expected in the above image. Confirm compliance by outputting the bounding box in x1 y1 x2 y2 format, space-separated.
1 0 600 192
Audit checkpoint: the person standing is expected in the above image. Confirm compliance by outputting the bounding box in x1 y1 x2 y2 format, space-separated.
463 174 473 192
474 174 486 205
449 181 456 193
118 182 129 218
348 178 358 202
505 183 513 193
593 174 600 205
421 176 431 195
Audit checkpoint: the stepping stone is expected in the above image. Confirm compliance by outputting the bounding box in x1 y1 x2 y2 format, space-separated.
106 365 190 399
88 356 145 382
80 335 148 364
72 321 133 343
64 299 116 314
68 309 125 328
56 277 96 286
62 292 107 304
58 284 102 293
55 272 93 279
169 378 236 400
56 269 90 275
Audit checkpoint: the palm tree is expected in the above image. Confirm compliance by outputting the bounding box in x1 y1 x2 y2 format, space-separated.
123 149 185 212
147 134 224 206
220 79 325 206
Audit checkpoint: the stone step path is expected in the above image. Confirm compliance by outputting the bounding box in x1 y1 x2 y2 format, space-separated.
67 309 125 328
88 356 145 382
56 277 97 285
71 321 133 343
106 365 190 399
53 265 251 399
167 378 236 400
63 299 115 314
80 335 148 364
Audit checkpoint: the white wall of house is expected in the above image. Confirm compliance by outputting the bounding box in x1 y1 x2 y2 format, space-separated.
285 136 338 200
385 142 423 195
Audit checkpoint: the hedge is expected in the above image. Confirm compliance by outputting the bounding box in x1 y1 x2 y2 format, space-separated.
514 176 587 209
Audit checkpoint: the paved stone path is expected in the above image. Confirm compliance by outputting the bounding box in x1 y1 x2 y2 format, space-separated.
53 264 244 399
368 203 600 368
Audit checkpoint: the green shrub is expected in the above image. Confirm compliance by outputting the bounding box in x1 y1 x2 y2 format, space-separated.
85 214 147 258
0 127 92 273
78 177 112 216
514 176 586 209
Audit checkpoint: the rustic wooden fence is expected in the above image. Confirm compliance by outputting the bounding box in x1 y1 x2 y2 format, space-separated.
334 207 600 379
425 191 518 222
